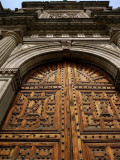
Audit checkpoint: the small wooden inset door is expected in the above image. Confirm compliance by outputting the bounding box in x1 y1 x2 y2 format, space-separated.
0 61 120 160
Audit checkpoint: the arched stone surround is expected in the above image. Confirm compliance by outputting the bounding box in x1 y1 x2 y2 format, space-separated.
0 42 120 125
2 42 120 80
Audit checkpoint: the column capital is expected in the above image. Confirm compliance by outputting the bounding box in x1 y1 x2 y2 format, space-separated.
2 31 22 44
0 31 22 67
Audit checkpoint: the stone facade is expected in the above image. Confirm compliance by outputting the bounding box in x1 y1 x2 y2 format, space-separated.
0 1 120 127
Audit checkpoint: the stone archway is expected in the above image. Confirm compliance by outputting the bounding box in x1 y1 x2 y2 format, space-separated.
0 61 120 160
2 42 120 80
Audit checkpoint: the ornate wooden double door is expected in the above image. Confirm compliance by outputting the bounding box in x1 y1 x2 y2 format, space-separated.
0 61 120 160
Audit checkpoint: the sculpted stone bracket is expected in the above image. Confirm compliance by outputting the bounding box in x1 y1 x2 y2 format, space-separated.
115 68 120 90
0 68 21 89
110 31 120 48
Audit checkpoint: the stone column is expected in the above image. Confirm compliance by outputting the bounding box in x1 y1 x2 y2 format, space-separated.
0 31 22 66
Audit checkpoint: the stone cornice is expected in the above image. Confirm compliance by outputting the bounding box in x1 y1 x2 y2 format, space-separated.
22 1 110 10
23 37 110 42
0 13 120 22
0 16 120 36
0 12 37 17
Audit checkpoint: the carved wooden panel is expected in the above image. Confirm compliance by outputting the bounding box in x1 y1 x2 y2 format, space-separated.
0 142 58 160
2 64 62 132
0 62 120 160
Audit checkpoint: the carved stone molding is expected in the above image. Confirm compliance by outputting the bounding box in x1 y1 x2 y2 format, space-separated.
0 68 21 89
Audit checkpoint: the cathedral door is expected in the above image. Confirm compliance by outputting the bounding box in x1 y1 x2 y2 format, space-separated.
0 61 120 160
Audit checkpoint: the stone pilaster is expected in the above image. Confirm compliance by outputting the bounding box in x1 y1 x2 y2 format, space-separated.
0 31 22 67
0 68 21 124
